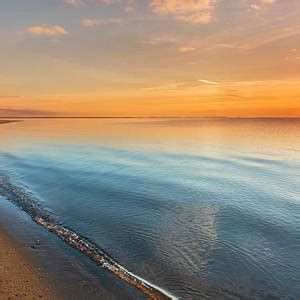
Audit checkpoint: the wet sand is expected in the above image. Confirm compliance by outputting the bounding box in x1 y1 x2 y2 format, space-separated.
0 228 57 299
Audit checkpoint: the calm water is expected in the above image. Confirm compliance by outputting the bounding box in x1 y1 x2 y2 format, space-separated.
0 118 299 299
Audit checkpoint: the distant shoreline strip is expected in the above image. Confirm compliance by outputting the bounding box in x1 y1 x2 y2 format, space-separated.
0 120 20 124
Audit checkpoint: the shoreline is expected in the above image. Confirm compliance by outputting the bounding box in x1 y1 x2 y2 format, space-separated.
0 226 56 299
0 197 149 300
0 175 174 300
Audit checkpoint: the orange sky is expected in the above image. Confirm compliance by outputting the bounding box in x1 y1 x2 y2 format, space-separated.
0 0 299 117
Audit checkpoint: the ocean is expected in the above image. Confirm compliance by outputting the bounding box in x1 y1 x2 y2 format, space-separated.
0 118 299 299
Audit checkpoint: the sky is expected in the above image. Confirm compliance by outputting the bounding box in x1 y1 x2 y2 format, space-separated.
0 0 299 117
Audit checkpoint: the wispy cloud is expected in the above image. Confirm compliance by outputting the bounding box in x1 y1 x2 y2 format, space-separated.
66 0 216 23
198 79 220 85
65 0 137 14
142 82 186 92
249 0 276 11
65 0 122 7
142 36 178 45
27 25 68 36
178 47 196 52
150 0 216 24
82 18 122 26
125 0 136 12
65 0 85 6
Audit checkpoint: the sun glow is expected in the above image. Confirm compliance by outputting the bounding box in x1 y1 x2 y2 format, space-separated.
0 0 299 117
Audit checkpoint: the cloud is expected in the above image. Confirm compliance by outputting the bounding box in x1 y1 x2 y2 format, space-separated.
198 79 220 85
65 0 85 6
66 0 137 13
66 0 138 14
99 0 119 3
65 0 121 6
27 25 68 36
81 18 122 26
249 0 276 11
178 47 195 52
125 0 136 12
150 0 216 24
142 82 186 92
143 36 178 45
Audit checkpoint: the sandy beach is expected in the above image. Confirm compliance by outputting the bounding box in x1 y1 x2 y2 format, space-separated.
0 228 56 299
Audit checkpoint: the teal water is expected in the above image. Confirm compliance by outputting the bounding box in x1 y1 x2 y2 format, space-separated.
0 118 299 299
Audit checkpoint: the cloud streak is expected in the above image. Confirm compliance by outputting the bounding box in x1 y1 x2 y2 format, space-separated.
150 0 216 24
142 36 178 45
198 79 220 85
65 0 84 6
249 0 276 11
27 25 68 36
66 0 121 6
81 18 122 26
178 47 195 52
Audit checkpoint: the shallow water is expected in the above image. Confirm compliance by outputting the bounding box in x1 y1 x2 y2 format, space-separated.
0 118 299 299
0 196 146 300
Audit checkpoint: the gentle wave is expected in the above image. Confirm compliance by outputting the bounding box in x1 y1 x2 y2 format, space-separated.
0 174 176 300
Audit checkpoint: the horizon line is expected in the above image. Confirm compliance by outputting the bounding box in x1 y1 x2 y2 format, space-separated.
0 116 300 119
